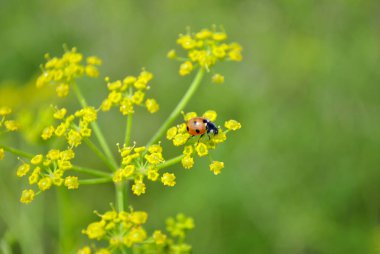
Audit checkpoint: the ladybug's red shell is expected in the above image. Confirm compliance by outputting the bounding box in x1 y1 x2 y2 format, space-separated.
186 117 207 136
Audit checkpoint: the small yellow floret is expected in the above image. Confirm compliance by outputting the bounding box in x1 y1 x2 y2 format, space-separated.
83 221 106 240
145 152 164 165
47 149 60 160
212 73 224 84
5 120 19 131
183 112 197 121
224 120 241 131
17 163 30 177
161 173 176 187
145 98 159 113
31 154 43 165
202 110 217 122
130 211 148 225
181 155 194 169
209 161 224 175
166 126 177 140
0 106 12 116
67 130 82 147
65 176 79 189
183 145 194 155
53 108 67 119
195 143 208 157
147 168 159 181
167 49 176 59
153 230 167 245
132 180 146 196
38 177 52 191
41 125 55 140
131 90 145 105
77 246 91 254
173 133 189 146
179 61 193 76
0 148 4 160
20 189 35 204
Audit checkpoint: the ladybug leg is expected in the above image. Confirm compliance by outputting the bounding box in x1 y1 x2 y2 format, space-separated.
197 134 204 144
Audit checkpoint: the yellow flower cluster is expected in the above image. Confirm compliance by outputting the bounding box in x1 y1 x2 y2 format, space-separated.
41 106 97 148
79 211 194 254
18 148 78 204
113 143 176 196
166 110 241 175
168 27 243 79
36 47 101 97
0 106 20 132
100 69 159 115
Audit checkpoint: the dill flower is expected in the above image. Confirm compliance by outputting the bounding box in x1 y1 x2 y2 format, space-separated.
161 173 176 187
17 163 30 177
77 246 91 254
64 176 79 189
153 230 167 245
209 161 224 175
132 180 146 196
181 155 194 169
100 69 159 116
4 120 20 131
0 148 4 160
225 119 242 130
169 26 243 83
36 47 101 97
20 189 35 204
0 106 12 116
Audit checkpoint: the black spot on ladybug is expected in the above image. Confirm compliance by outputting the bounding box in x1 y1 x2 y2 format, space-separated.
194 121 197 124
196 129 200 134
186 126 189 131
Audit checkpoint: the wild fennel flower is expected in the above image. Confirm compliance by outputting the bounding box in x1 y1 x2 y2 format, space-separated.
0 106 20 132
36 47 101 97
168 26 243 82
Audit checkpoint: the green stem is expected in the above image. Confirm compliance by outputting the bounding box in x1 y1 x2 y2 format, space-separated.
1 145 33 159
71 165 111 178
78 178 113 185
115 182 125 212
157 155 184 170
124 113 133 146
72 83 118 170
145 68 205 148
84 138 116 171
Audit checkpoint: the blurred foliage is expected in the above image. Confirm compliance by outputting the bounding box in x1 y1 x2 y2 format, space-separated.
1 0 380 253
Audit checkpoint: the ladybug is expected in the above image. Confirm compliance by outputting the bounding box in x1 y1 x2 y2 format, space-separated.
186 117 219 137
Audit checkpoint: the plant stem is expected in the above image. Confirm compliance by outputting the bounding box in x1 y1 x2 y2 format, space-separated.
145 68 205 148
78 177 113 185
71 165 111 178
115 182 125 212
1 145 33 159
84 138 116 171
72 83 118 170
125 113 133 146
157 155 184 170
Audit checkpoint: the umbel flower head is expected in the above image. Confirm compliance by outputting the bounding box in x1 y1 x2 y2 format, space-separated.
0 106 20 132
100 69 159 115
36 47 101 97
79 208 194 254
167 110 241 175
168 26 243 83
41 106 97 148
18 148 78 204
113 142 178 196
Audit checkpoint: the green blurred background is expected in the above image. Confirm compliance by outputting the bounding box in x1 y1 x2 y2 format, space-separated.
1 0 380 253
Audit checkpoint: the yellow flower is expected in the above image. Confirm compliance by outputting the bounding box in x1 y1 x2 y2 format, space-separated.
153 230 167 245
211 73 224 84
145 98 159 113
95 249 110 254
65 176 79 189
101 99 112 111
67 129 82 147
139 70 153 83
183 112 197 121
119 98 134 115
83 221 106 240
41 125 55 140
17 163 30 177
132 180 146 196
179 61 193 76
213 131 227 143
145 152 164 165
87 56 102 65
82 107 98 122
183 145 194 155
173 133 189 146
28 167 40 185
213 32 227 41
202 110 217 122
54 123 67 137
56 83 69 97
126 227 147 245
195 143 208 157
131 90 145 105
53 108 67 119
195 29 212 39
113 169 123 182
123 76 137 87
148 144 163 154
209 161 224 175
166 126 177 140
38 177 52 191
77 246 91 254
20 189 35 204
161 173 176 187
0 106 12 116
167 49 176 59
4 120 19 131
181 156 194 169
47 149 60 160
224 120 241 131
147 168 159 181
123 165 135 178
130 211 148 225
31 154 43 165
0 148 4 160
85 65 99 77
134 146 146 153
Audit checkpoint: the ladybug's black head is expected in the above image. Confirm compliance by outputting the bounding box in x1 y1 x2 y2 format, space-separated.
205 121 218 135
